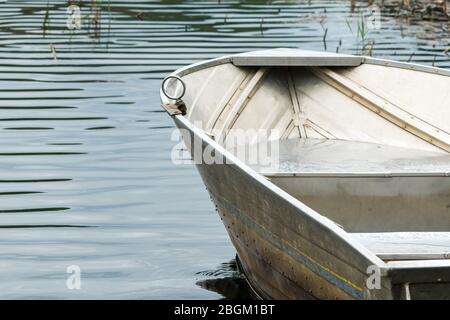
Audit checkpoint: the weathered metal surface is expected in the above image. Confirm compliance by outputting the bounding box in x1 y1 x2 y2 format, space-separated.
310 67 450 153
216 67 271 142
392 282 450 300
353 232 450 260
161 101 187 116
388 260 450 284
251 138 450 176
270 175 450 233
232 48 363 67
173 116 391 299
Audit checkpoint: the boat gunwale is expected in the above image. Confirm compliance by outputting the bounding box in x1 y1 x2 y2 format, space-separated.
362 56 450 77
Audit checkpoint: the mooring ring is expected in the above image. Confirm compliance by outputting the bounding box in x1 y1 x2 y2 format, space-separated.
161 75 186 100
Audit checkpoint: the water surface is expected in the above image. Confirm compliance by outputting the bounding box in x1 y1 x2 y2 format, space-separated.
0 0 448 299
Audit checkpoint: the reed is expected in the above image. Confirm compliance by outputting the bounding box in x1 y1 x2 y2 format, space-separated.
322 27 328 51
42 0 50 38
260 17 265 35
445 47 450 56
42 0 112 40
356 12 373 55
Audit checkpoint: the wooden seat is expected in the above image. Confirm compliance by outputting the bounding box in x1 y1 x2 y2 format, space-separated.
352 232 450 261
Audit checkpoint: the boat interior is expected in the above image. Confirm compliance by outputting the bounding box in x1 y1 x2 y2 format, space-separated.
172 56 450 263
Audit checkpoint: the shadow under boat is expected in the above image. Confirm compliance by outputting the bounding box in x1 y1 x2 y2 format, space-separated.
195 258 256 300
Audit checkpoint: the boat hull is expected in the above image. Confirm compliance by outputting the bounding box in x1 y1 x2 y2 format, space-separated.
162 49 450 299
173 116 392 300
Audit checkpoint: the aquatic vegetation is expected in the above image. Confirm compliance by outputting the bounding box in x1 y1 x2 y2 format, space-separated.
41 0 111 40
349 0 450 58
36 0 450 61
369 0 449 20
42 1 51 38
49 43 57 60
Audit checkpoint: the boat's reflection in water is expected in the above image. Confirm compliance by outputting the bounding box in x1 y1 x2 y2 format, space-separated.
196 258 255 300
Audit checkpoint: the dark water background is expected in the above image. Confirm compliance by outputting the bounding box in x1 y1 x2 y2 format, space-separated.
0 0 448 299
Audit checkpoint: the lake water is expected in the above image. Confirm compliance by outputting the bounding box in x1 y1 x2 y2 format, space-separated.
0 0 448 299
